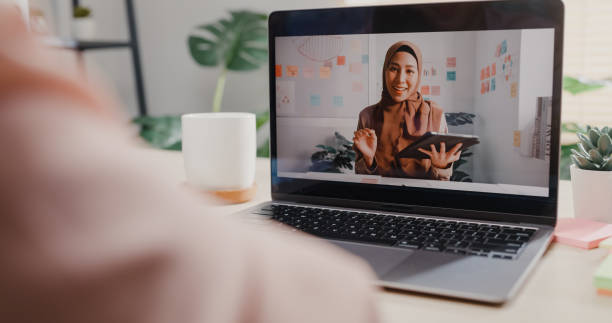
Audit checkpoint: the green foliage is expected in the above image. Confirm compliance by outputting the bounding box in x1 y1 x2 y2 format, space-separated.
73 6 92 18
187 10 268 112
310 132 356 173
563 76 606 95
445 112 476 182
132 115 182 151
570 125 612 171
445 112 476 127
451 149 473 182
560 143 577 180
188 10 268 71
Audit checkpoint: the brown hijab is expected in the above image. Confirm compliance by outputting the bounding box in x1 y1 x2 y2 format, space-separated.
379 41 442 137
354 41 450 179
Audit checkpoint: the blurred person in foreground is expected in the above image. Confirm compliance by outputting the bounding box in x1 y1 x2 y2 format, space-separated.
0 6 379 323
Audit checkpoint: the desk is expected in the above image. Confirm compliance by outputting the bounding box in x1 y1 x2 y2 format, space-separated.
151 149 612 322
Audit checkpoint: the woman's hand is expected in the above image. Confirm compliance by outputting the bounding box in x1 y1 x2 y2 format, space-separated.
418 142 462 169
353 129 377 167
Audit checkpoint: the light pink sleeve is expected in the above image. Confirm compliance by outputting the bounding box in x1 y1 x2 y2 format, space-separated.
0 8 379 323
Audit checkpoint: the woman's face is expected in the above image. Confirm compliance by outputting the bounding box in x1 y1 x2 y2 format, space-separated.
385 51 419 102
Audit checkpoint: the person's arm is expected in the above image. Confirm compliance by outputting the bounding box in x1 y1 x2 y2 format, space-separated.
354 113 378 174
428 117 453 181
0 8 379 323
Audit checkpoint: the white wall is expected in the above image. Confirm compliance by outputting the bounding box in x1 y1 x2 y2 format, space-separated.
68 0 343 118
471 29 552 187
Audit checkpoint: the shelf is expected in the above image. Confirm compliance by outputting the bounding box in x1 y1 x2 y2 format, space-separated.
44 38 131 51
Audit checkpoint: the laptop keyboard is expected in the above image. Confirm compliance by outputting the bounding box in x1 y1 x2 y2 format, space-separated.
253 204 537 260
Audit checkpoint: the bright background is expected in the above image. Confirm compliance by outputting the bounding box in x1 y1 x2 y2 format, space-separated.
27 0 612 128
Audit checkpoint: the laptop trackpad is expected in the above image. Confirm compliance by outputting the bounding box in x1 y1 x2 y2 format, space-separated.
329 240 413 277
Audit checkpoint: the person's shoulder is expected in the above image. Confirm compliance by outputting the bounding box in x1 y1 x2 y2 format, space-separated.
358 104 378 120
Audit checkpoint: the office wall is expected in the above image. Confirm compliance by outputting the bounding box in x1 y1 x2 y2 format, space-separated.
277 31 479 173
59 0 343 118
471 29 551 187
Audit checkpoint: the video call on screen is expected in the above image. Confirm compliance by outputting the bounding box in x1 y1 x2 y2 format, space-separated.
274 29 554 197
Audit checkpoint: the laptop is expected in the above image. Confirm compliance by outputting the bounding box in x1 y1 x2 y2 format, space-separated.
239 0 564 304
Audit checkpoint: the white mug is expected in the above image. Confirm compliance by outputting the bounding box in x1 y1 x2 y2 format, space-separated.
182 113 256 191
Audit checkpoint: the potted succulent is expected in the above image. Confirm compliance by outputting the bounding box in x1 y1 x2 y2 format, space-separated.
570 126 612 222
71 5 95 39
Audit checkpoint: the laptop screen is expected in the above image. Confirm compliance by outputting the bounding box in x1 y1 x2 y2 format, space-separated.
274 28 554 198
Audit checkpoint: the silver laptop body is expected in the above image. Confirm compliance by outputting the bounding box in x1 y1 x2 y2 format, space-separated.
239 0 564 304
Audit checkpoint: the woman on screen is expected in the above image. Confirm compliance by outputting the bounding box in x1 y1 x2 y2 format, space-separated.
353 41 462 180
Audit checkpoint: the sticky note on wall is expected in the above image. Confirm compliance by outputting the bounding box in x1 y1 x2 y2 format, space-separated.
337 56 346 66
362 54 369 64
303 67 314 78
492 63 496 76
333 96 343 107
421 86 430 95
513 130 521 147
349 62 362 74
481 82 486 95
447 71 456 81
275 65 282 77
319 66 331 79
491 78 496 91
511 82 518 98
310 94 321 106
446 57 456 68
480 68 485 81
352 81 364 92
432 86 440 96
485 66 490 79
286 65 298 77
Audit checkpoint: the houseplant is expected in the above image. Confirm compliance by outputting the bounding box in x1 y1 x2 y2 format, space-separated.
132 10 271 156
310 132 356 173
570 126 612 222
71 5 95 39
560 76 612 179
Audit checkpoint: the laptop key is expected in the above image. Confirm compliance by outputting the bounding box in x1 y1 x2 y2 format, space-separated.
396 241 422 249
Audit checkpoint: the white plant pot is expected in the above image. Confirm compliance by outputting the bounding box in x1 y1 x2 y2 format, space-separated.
71 18 96 40
570 164 612 223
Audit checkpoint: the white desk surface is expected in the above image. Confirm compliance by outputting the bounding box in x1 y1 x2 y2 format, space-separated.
151 149 612 322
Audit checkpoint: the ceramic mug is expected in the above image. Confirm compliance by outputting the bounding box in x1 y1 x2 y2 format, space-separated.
181 112 256 191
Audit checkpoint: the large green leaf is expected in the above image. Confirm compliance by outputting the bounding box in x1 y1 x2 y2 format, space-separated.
563 76 605 95
188 10 268 71
132 115 182 151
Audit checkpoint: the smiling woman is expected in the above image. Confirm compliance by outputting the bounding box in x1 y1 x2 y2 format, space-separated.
353 41 462 180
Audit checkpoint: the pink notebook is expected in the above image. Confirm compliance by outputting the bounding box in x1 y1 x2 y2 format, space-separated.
553 218 612 249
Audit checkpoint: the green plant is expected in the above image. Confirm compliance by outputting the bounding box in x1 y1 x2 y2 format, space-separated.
563 76 610 95
570 126 612 171
73 6 91 19
445 112 476 127
309 132 356 173
187 10 268 112
445 112 476 182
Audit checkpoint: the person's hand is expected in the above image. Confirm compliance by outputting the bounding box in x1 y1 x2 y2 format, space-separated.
418 142 462 169
353 128 377 167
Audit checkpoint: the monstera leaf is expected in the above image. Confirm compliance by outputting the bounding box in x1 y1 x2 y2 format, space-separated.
188 10 268 71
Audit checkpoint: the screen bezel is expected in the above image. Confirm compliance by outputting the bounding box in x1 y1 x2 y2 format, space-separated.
268 0 564 225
